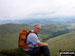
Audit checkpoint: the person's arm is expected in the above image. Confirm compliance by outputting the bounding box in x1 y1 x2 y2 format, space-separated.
28 33 48 46
37 42 48 46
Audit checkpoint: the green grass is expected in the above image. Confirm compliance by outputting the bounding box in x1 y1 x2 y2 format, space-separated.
0 23 75 56
0 24 32 50
0 48 29 56
0 23 69 50
46 31 75 56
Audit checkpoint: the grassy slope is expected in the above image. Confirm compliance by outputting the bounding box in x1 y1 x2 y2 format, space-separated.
0 31 75 56
46 31 75 56
39 24 66 41
0 23 32 50
0 24 66 50
0 24 75 56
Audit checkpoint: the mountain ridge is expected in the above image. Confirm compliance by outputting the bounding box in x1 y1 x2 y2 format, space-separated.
0 17 75 25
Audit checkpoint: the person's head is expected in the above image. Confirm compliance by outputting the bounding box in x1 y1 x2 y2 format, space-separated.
33 24 41 33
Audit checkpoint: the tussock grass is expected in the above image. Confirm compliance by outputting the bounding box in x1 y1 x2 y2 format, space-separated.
0 48 29 56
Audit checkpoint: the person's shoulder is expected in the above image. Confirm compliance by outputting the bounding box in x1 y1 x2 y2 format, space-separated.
27 33 38 39
28 33 37 36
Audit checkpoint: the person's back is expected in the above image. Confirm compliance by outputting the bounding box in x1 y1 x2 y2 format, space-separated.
26 32 40 48
24 24 50 56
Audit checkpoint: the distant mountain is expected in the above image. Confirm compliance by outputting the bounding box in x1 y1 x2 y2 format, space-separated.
0 19 62 25
0 17 75 25
46 31 75 56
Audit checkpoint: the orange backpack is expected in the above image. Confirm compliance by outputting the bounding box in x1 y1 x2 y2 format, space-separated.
18 28 30 49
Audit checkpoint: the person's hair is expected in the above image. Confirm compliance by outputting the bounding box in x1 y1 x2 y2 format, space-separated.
34 24 40 27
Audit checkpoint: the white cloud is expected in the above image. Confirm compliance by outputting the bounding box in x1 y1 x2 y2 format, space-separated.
0 0 75 20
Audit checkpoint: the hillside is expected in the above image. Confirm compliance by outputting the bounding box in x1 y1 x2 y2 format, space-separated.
0 23 73 50
0 23 75 56
46 31 75 56
0 23 32 50
39 24 70 41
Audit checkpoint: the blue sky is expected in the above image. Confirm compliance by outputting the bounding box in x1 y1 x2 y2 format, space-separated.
0 0 75 20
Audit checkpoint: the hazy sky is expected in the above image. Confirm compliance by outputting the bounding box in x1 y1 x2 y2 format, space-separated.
0 0 75 20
